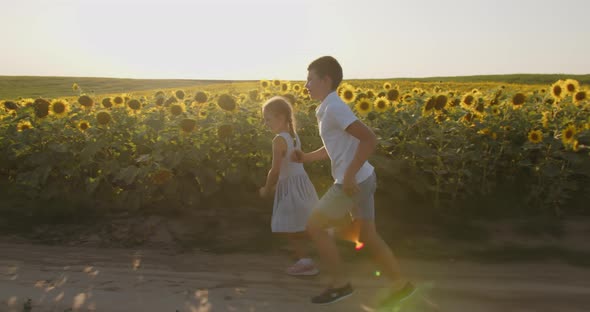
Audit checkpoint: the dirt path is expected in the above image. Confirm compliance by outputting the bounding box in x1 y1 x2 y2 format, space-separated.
1 242 589 312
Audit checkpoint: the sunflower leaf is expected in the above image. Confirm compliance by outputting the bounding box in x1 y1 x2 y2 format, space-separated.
115 165 140 185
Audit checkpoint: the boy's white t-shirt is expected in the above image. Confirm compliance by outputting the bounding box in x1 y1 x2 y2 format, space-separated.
316 91 374 184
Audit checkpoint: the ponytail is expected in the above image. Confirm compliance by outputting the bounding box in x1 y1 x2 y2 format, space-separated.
262 96 298 144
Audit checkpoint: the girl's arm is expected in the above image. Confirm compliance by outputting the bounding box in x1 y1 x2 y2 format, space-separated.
260 135 287 197
292 146 329 163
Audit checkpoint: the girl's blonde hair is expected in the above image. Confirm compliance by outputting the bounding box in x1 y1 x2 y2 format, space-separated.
262 96 297 139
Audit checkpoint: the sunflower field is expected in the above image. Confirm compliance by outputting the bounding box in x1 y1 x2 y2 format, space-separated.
1 79 589 223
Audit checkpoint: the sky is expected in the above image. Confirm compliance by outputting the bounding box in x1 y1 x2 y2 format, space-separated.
1 0 589 80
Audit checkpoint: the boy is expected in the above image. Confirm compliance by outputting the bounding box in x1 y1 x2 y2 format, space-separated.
293 56 415 306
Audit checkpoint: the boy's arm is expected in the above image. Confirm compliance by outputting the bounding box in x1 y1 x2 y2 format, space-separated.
292 146 329 163
343 120 377 194
260 136 287 197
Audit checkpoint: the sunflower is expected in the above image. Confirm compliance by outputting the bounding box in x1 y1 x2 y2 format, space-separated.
366 89 376 99
373 97 390 113
217 94 237 111
492 107 501 115
77 120 90 131
50 99 69 117
280 82 291 93
564 79 580 95
17 120 33 131
248 90 259 102
434 113 448 124
461 94 476 109
403 94 413 104
102 97 113 108
561 125 576 145
78 95 94 108
154 96 165 106
573 90 587 105
292 84 302 93
422 97 436 115
169 103 185 116
19 98 35 107
261 92 272 100
180 118 197 133
199 109 208 118
434 94 448 110
175 90 185 100
541 112 552 128
474 101 485 115
112 96 124 106
461 112 474 123
272 80 281 87
449 98 460 107
355 99 372 116
260 80 270 89
337 84 347 96
386 89 400 102
96 111 112 125
572 140 580 152
3 100 18 111
511 93 526 106
194 91 208 104
165 96 178 106
478 128 491 136
33 98 50 118
550 80 565 102
527 130 543 144
340 85 356 103
72 83 79 91
383 82 392 90
127 99 141 111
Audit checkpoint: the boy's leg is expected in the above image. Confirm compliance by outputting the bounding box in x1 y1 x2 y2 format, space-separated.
357 219 403 283
307 184 358 304
307 211 346 286
352 173 416 306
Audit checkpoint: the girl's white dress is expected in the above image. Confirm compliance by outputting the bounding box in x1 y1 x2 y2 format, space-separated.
271 132 318 233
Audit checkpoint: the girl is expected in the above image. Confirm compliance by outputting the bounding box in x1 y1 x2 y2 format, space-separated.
259 96 319 276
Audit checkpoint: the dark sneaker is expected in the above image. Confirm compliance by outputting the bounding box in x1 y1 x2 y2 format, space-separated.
379 282 416 308
311 283 354 304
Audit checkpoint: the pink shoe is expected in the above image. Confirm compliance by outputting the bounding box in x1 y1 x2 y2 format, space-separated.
286 259 319 276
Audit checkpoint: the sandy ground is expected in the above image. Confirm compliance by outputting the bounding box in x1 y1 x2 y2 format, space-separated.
1 242 590 312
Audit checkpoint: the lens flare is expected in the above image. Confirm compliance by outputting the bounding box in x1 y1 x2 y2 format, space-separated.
355 241 365 250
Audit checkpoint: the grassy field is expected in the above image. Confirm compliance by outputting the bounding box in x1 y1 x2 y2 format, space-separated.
381 73 590 84
0 76 252 99
2 74 589 100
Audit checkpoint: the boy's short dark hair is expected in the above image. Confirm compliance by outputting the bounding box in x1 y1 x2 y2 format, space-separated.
307 56 343 91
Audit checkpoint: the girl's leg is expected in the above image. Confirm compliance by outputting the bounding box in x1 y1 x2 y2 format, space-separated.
286 231 308 260
284 231 319 276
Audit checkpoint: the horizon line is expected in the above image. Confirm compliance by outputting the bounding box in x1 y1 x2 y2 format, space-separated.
1 73 589 82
